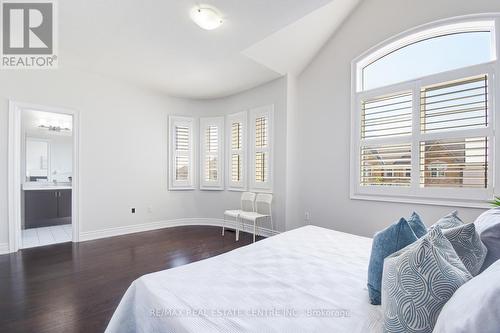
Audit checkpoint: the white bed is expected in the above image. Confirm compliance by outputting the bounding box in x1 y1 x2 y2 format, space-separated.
105 225 383 333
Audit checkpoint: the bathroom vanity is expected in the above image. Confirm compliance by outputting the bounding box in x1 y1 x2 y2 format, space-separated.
24 185 72 229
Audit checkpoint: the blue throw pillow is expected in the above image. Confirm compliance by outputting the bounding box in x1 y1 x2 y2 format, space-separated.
367 218 418 305
407 212 427 238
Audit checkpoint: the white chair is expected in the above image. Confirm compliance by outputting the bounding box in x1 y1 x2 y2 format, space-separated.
239 193 273 243
222 192 256 241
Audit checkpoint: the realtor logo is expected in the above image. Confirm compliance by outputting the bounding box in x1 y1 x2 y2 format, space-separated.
1 0 57 68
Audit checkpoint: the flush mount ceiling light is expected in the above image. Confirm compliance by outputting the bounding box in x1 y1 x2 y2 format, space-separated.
190 6 223 30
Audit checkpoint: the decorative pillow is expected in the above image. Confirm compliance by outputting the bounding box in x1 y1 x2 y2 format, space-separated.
407 212 427 238
367 218 418 305
442 223 487 276
382 227 472 333
432 210 463 229
474 208 500 272
433 259 500 333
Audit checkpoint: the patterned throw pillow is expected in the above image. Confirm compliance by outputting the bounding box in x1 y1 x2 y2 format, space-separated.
382 227 472 333
432 210 463 229
442 223 487 276
367 218 418 305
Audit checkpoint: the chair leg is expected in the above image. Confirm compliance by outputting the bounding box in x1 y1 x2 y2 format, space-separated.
253 219 256 243
222 216 225 236
236 216 240 241
270 216 274 233
241 216 245 240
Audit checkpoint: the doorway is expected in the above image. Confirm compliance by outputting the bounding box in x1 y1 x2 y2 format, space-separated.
8 101 80 252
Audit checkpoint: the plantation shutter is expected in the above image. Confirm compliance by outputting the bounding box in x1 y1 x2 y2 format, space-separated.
250 105 273 191
255 115 268 183
360 92 413 186
175 125 190 181
227 111 247 190
200 117 224 189
419 75 489 188
169 116 194 189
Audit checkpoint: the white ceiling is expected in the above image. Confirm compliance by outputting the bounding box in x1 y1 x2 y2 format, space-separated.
243 0 360 76
59 0 356 99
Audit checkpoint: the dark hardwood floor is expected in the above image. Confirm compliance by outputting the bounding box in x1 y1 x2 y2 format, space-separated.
0 226 262 333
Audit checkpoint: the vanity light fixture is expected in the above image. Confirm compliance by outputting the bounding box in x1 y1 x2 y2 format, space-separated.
190 6 223 30
38 119 72 132
38 124 71 132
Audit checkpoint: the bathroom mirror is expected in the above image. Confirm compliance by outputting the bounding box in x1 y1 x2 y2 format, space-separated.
26 138 49 182
23 110 73 184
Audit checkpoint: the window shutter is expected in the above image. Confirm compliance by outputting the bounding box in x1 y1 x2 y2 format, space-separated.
255 116 268 182
362 92 412 139
421 75 488 133
361 144 412 186
175 126 190 181
419 75 489 189
231 122 242 182
420 137 488 188
227 111 247 190
200 117 224 190
169 116 194 190
250 105 273 192
360 91 413 187
205 125 219 182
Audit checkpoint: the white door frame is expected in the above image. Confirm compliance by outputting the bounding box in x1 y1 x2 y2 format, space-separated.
8 101 80 252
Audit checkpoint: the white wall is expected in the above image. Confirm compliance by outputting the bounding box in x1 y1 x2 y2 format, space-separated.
292 0 500 237
0 69 287 246
285 74 302 230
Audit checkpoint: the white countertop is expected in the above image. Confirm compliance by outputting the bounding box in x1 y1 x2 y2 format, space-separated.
23 183 72 191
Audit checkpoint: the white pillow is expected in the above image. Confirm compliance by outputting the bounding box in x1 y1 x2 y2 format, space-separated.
474 208 500 271
433 259 500 333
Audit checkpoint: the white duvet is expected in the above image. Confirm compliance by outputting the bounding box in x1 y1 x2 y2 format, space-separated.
105 225 382 333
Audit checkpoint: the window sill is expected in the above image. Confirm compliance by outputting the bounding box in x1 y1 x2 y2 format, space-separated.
168 187 195 191
350 193 491 209
227 188 247 192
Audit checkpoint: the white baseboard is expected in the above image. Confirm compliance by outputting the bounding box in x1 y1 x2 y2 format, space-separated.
79 217 280 242
0 243 9 255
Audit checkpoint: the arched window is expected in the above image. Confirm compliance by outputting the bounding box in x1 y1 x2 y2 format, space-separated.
351 16 498 206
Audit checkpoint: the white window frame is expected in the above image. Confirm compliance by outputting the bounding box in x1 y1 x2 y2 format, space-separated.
350 15 500 208
249 105 274 193
169 116 196 190
200 116 224 190
226 111 247 191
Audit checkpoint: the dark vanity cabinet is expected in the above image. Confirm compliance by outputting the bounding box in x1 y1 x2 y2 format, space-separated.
25 190 72 228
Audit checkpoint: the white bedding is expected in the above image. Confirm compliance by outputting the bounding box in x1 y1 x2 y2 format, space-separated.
105 225 383 333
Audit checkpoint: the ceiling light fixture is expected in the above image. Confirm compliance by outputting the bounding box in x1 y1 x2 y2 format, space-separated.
190 6 223 30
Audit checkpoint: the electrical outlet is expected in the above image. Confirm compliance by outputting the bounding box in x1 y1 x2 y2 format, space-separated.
131 208 136 214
